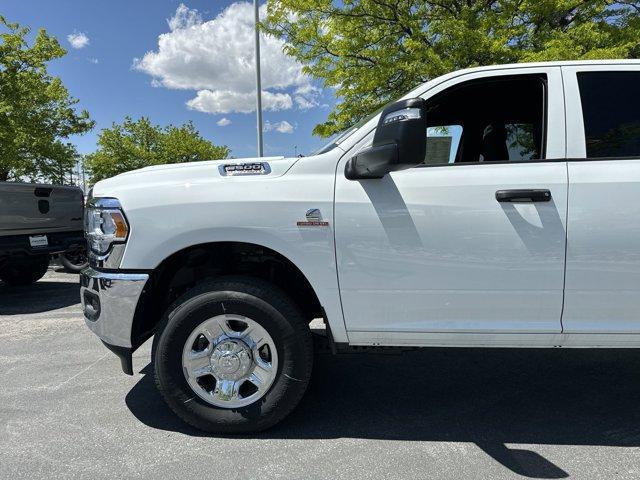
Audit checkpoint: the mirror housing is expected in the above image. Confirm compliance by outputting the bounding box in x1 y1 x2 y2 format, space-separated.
345 97 427 180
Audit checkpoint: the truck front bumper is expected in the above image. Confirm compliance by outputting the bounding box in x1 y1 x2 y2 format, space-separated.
80 267 149 374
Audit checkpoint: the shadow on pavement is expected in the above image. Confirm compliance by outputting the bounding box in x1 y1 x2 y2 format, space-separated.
126 347 640 479
0 276 79 314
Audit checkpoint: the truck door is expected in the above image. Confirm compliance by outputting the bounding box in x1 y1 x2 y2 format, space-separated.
562 64 640 334
334 67 568 343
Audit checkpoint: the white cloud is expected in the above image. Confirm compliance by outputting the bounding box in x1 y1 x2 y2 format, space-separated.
275 120 294 133
88 58 99 64
67 32 89 49
134 2 319 114
264 120 295 134
216 117 232 126
295 84 320 96
294 85 321 109
187 89 292 114
168 3 202 31
294 95 317 110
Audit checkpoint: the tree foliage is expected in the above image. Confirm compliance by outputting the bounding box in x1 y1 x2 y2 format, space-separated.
0 16 94 182
85 117 230 183
265 0 640 136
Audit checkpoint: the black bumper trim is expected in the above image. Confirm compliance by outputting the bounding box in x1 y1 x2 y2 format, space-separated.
101 341 134 375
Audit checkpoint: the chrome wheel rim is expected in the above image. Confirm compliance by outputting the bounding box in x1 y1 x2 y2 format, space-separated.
181 314 278 408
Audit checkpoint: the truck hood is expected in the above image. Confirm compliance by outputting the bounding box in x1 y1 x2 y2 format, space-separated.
92 156 299 197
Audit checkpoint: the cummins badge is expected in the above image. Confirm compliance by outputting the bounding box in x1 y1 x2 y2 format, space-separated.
297 208 329 227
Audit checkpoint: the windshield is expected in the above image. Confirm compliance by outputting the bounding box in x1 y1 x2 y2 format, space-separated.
310 104 388 156
311 128 357 156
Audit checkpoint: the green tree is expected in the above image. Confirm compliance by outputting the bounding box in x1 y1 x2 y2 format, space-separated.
265 0 640 137
85 117 230 183
0 16 94 182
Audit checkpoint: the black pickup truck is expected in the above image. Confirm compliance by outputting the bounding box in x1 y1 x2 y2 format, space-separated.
0 182 85 285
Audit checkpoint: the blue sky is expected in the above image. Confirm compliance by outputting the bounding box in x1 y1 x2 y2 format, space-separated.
2 0 336 158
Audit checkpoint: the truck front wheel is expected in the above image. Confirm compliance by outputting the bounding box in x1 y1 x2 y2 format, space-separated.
0 254 50 286
153 276 313 433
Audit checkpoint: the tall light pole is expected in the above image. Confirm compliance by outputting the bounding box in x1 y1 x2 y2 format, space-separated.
254 0 264 157
80 156 86 193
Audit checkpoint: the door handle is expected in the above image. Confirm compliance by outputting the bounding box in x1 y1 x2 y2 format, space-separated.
495 189 552 203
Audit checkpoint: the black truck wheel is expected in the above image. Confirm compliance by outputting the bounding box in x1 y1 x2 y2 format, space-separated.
0 254 50 286
153 276 314 433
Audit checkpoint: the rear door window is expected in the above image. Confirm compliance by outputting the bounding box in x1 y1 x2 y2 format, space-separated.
577 71 640 158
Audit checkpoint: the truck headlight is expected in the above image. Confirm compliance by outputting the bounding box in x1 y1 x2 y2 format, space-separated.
85 198 129 255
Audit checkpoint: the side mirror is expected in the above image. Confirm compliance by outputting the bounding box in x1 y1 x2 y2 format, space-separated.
345 97 426 180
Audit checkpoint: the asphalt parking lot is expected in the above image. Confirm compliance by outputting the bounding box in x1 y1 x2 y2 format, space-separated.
2 269 640 479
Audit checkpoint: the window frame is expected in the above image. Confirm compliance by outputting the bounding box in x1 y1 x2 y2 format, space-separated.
341 66 565 169
418 74 549 167
563 64 640 160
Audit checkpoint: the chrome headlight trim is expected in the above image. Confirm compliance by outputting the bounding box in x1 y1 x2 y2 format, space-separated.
84 197 130 258
90 197 123 209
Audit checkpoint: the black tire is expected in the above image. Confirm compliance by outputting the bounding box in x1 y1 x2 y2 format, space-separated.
0 254 50 286
153 276 313 433
59 247 88 273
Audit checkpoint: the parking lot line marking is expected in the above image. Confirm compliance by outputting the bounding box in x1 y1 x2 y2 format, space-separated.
50 353 108 391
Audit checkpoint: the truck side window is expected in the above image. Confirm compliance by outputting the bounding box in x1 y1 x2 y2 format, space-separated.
577 71 640 158
423 75 546 165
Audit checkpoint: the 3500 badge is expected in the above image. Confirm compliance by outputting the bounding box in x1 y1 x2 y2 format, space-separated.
219 162 271 176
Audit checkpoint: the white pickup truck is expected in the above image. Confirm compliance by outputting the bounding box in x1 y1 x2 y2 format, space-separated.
81 60 640 433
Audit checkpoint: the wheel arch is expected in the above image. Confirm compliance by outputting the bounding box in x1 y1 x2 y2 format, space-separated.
130 241 324 350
